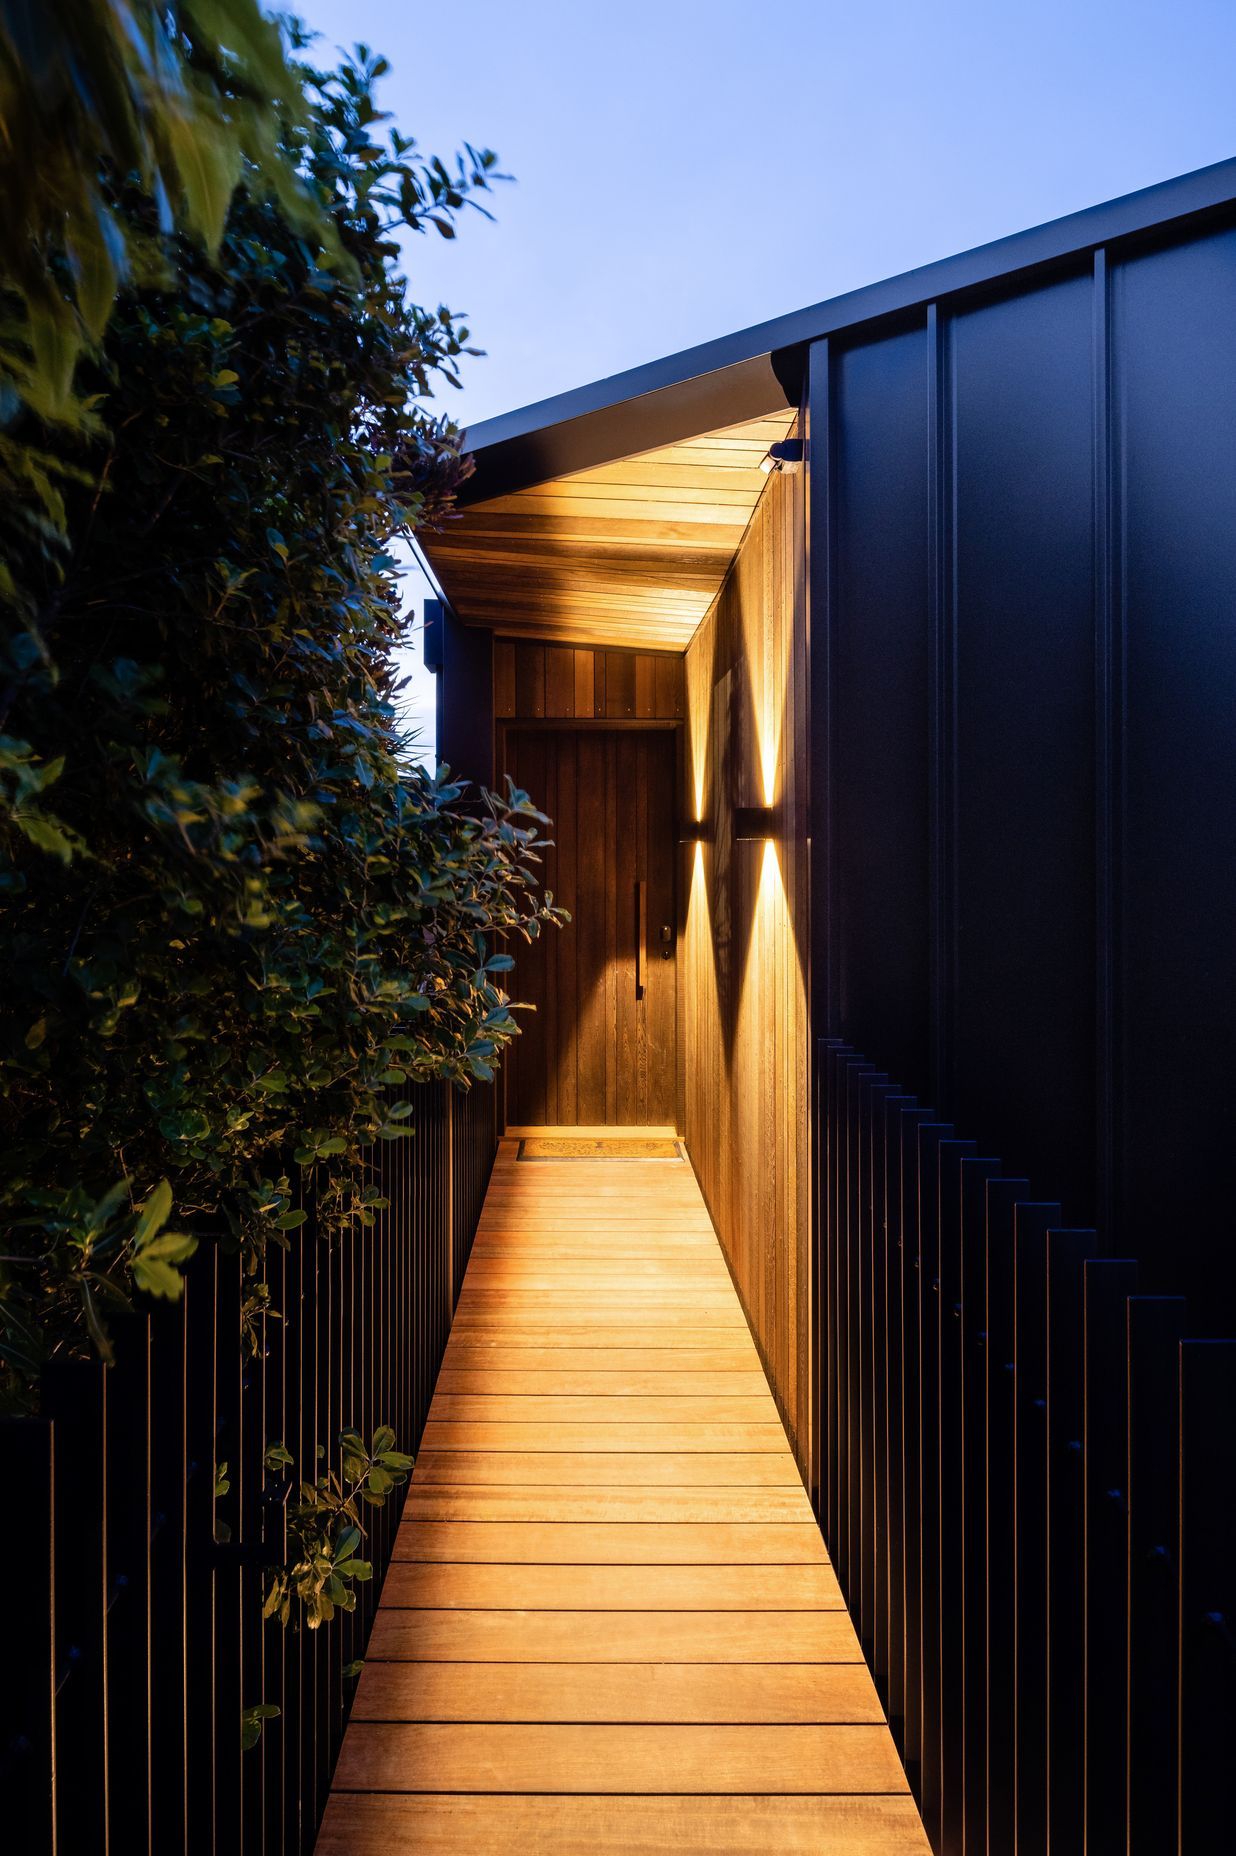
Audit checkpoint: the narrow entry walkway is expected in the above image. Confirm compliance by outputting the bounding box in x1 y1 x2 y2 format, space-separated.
317 1139 930 1853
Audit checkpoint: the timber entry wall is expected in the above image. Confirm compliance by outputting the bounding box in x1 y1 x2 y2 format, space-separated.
492 638 685 1133
682 433 811 1473
501 727 679 1130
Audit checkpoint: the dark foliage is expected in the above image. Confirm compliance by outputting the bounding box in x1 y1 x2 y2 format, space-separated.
0 24 562 1411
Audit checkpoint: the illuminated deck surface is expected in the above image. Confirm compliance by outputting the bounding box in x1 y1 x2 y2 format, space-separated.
317 1139 929 1854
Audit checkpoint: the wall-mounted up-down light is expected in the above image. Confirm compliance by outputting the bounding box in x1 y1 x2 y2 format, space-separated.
678 809 779 842
733 806 777 841
675 809 779 846
759 438 806 475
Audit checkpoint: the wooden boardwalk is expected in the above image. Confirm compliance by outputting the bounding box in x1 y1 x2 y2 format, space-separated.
317 1140 929 1854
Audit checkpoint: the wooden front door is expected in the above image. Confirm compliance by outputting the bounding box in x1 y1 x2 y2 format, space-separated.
503 728 677 1128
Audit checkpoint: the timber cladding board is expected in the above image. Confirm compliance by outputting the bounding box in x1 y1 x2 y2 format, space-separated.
424 413 796 650
493 638 684 720
500 729 677 1129
319 1146 927 1855
680 421 812 1477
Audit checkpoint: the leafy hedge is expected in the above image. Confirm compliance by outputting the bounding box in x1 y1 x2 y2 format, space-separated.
0 19 562 1411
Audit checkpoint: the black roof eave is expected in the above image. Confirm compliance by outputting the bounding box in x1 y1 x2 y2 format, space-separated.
455 155 1236 506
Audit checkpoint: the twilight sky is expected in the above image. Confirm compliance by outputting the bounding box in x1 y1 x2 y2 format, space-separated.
294 0 1236 755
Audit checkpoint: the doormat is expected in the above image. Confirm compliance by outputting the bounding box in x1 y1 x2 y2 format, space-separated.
518 1137 684 1161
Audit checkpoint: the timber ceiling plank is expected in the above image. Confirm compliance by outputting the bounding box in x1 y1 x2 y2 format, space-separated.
422 410 795 651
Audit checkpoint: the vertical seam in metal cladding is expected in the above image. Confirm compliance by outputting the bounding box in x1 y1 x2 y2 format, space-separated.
1093 245 1114 1250
927 303 956 1115
805 337 832 1516
1112 246 1129 1255
807 337 836 1042
946 312 961 1131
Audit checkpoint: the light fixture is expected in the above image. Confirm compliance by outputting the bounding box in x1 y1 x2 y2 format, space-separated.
678 818 709 843
759 438 806 475
422 596 444 671
734 806 776 841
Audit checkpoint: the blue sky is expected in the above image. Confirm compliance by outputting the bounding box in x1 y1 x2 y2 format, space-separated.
294 0 1236 754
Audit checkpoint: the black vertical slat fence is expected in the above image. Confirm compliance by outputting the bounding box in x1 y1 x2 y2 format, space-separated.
450 1074 495 1305
4 1079 495 1856
817 1037 1236 1856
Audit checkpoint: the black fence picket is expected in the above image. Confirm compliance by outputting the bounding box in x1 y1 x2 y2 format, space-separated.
5 1079 495 1856
814 1036 1236 1856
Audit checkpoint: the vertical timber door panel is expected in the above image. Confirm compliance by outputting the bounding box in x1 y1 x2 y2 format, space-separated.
506 728 677 1128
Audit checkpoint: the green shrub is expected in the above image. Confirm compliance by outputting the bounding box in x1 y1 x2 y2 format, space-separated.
0 21 562 1410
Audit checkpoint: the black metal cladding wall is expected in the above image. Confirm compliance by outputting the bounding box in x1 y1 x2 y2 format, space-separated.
2 1080 495 1856
808 205 1236 1320
806 192 1236 1856
818 1037 1236 1856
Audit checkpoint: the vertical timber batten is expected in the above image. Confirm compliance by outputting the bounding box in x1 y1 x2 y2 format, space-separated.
681 425 812 1475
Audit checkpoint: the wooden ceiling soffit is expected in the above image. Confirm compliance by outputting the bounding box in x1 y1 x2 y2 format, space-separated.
423 411 795 651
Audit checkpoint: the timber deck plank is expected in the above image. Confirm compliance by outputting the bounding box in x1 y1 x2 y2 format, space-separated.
391 1521 830 1562
316 1794 934 1855
350 1660 883 1722
433 1367 771 1392
318 1142 928 1853
378 1561 846 1608
401 1487 822 1522
332 1721 910 1792
411 1450 803 1486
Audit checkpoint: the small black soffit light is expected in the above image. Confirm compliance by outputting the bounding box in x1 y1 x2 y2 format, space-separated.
759 438 806 474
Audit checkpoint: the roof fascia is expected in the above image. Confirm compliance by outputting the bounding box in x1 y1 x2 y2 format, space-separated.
457 157 1236 505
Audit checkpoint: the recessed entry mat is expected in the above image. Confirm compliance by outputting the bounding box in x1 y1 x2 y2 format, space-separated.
518 1137 684 1161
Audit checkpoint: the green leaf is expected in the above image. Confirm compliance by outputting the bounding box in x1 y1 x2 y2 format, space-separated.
159 1109 211 1143
16 813 74 862
80 1280 116 1366
241 1703 280 1751
377 1451 414 1472
131 1244 195 1298
24 1017 47 1050
75 213 119 339
132 1181 173 1249
139 1231 198 1264
168 112 242 254
333 1525 362 1561
28 314 82 416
